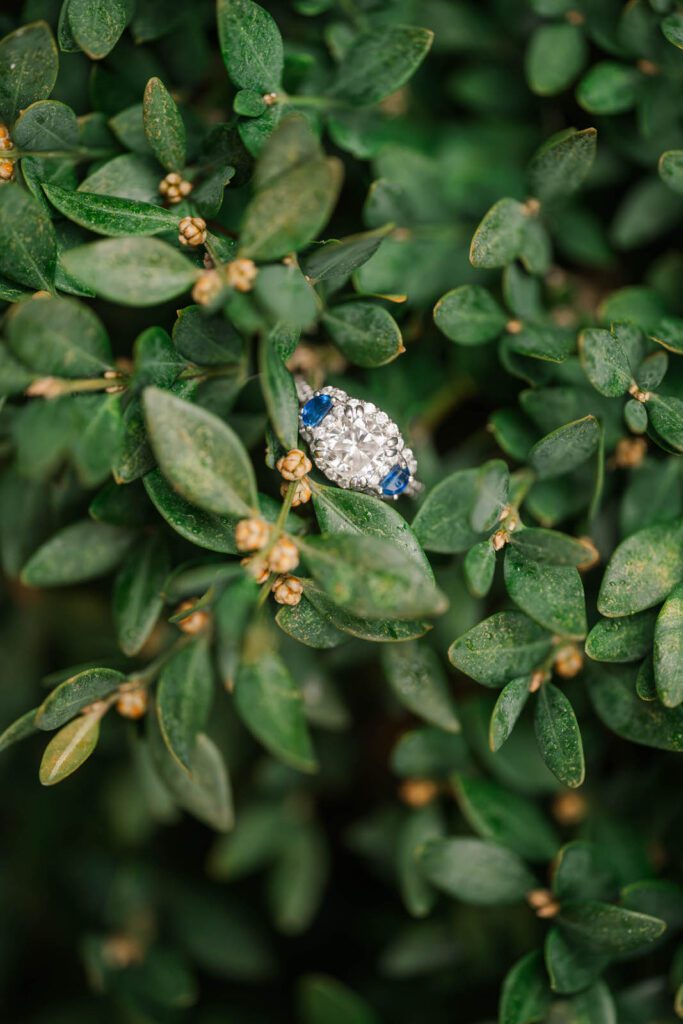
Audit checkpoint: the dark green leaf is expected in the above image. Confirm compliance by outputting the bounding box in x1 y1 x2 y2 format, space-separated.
0 708 39 753
433 284 506 345
530 416 600 480
158 638 214 772
579 327 633 397
558 900 665 953
302 225 392 282
470 198 527 269
382 641 460 733
449 611 552 687
585 609 657 663
545 928 608 996
217 0 284 92
500 951 551 1024
21 520 134 586
471 459 509 533
464 539 496 598
534 683 585 788
397 805 444 918
151 721 233 831
173 306 242 366
253 264 317 329
526 23 586 96
653 582 683 708
412 469 483 554
576 61 640 115
528 127 597 201
454 774 559 861
259 330 299 449
647 393 683 453
113 534 169 657
79 153 161 203
143 386 258 517
36 667 124 730
552 841 615 903
276 596 346 649
143 76 186 171
62 238 198 306
662 12 683 49
490 676 531 751
144 469 238 553
67 0 130 58
13 99 78 150
598 518 683 616
323 302 403 368
298 975 379 1024
0 21 58 124
329 26 433 106
505 546 587 639
39 710 100 786
391 726 467 778
0 183 57 291
44 183 178 236
588 662 683 751
304 581 430 643
509 528 594 567
418 837 535 905
7 294 112 376
658 150 683 196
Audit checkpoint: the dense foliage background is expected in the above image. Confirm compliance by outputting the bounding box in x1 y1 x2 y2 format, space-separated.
3 0 683 1021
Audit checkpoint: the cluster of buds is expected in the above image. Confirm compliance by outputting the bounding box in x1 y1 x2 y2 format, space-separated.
0 123 12 151
614 435 647 469
116 685 148 720
225 257 257 293
192 268 223 306
527 888 560 919
0 159 14 183
174 598 211 634
159 171 192 204
178 215 207 247
277 448 313 508
235 516 301 598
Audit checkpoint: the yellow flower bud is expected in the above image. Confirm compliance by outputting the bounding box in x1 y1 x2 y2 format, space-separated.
271 574 303 606
276 448 312 481
178 215 207 247
234 517 270 552
267 535 299 574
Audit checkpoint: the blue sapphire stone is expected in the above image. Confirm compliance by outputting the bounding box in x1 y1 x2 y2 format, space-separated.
301 393 332 427
380 464 410 497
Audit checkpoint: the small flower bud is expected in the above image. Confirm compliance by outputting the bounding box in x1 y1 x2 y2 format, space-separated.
0 123 12 151
528 670 547 693
192 269 223 306
523 197 541 217
235 517 270 552
116 686 148 720
527 889 559 918
159 172 192 204
0 159 15 182
226 258 257 293
629 383 651 403
101 933 145 970
241 555 270 583
263 91 279 106
552 790 587 826
277 448 312 481
506 319 523 335
25 376 66 399
554 643 583 679
282 477 311 507
491 529 508 551
614 435 647 469
174 599 210 634
267 535 299 574
565 9 585 26
178 215 207 247
399 778 439 808
272 574 303 606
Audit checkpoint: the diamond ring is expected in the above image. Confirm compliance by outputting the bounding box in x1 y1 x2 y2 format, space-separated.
296 379 421 500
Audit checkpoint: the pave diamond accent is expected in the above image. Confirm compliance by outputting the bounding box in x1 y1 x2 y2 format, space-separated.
299 385 419 499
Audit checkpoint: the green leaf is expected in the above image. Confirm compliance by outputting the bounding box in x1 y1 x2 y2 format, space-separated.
298 975 379 1024
113 534 169 657
36 667 124 730
329 26 433 106
298 534 446 621
509 528 594 568
143 386 258 517
579 328 633 397
0 708 39 753
588 662 683 751
562 982 617 1024
454 774 559 861
80 153 161 203
259 330 299 449
499 951 551 1024
302 225 392 282
276 596 346 649
234 648 317 773
391 726 467 778
13 99 78 150
469 198 527 269
433 285 506 345
526 23 586 96
412 469 483 554
43 183 179 237
552 841 615 903
150 723 233 831
545 928 609 996
21 520 134 587
576 61 640 115
449 611 552 687
585 609 656 663
658 150 683 196
304 581 430 643
471 459 509 533
143 77 186 171
322 302 403 368
528 127 597 202
534 683 585 788
397 805 444 918
239 117 342 261
598 518 683 616
558 901 665 954
662 11 683 49
382 641 460 733
173 306 242 366
636 656 657 702
0 183 57 291
217 0 283 92
646 393 683 453
62 238 198 307
418 837 535 905
158 638 214 772
489 676 532 752
7 295 112 376
67 0 130 59
505 324 574 364
464 539 496 598
0 21 58 124
144 469 238 553
253 264 317 329
530 416 600 480
653 582 683 708
505 546 587 639
311 482 432 576
39 709 101 786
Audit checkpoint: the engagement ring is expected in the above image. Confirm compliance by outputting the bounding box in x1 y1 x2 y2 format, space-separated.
296 379 421 500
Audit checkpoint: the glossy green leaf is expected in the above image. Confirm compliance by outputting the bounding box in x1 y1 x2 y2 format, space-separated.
144 469 238 553
143 77 186 171
0 183 57 291
276 596 346 649
545 928 609 996
470 198 527 269
0 21 58 124
302 225 392 282
259 331 299 450
79 153 161 203
662 12 683 49
391 726 467 778
144 387 258 517
323 302 403 368
509 528 594 568
21 520 134 586
397 805 444 918
455 774 559 861
647 393 683 453
172 306 242 366
585 609 656 663
499 951 551 1024
433 285 506 345
382 641 460 733
449 611 552 687
13 99 78 151
579 327 633 397
36 667 124 730
418 837 535 905
598 518 683 616
298 534 446 621
217 0 283 92
470 459 509 533
0 708 39 753
534 683 585 788
7 295 112 376
653 582 683 708
505 546 587 639
464 539 496 598
529 416 600 480
329 26 433 106
489 676 532 751
576 61 640 115
412 469 483 554
39 710 100 786
304 581 430 643
44 183 178 237
234 649 317 773
526 23 586 96
658 150 683 196
558 901 665 954
158 638 214 772
62 238 197 306
528 127 597 202
588 663 683 751
113 534 169 657
67 0 130 59
298 975 379 1024
151 721 233 832
552 841 615 903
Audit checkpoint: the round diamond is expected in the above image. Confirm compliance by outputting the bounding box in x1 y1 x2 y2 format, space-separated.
314 402 393 486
